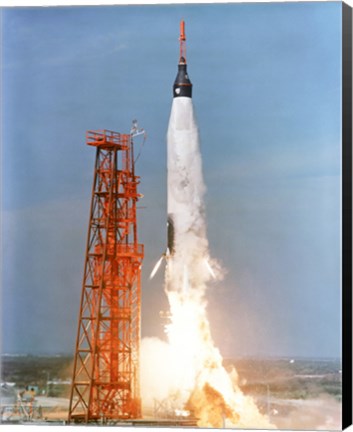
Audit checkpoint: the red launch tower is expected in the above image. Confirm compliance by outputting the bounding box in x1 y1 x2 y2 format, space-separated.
68 129 144 423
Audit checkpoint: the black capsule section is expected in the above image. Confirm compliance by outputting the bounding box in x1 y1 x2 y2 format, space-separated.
173 63 192 98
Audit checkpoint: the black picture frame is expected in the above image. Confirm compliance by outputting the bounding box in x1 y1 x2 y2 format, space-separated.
342 2 353 429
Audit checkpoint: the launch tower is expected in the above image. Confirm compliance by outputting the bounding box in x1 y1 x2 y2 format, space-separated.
68 129 144 423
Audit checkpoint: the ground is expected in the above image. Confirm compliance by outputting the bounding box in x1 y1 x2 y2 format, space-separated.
1 354 342 428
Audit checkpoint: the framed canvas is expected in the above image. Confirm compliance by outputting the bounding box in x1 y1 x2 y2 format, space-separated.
1 1 352 430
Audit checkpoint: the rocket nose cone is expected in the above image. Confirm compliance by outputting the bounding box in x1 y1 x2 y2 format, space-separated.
173 63 192 98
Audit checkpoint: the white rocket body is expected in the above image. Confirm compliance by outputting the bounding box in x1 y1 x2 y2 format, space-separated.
166 97 210 293
167 97 204 228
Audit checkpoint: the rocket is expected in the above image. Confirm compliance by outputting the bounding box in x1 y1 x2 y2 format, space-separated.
167 20 193 257
150 20 215 285
150 20 195 279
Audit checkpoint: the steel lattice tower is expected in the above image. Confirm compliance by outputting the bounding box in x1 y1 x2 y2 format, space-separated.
68 130 144 423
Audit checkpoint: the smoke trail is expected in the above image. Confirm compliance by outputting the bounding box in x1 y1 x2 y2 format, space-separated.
141 96 272 428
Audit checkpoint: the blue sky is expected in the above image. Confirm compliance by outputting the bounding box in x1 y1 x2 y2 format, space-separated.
1 2 342 358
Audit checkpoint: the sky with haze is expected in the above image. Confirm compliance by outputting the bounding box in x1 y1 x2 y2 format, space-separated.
1 2 342 358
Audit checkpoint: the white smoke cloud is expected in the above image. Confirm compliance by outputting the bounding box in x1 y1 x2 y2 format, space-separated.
272 395 342 430
140 337 173 409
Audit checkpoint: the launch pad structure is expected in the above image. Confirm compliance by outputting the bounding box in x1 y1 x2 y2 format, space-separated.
68 129 144 423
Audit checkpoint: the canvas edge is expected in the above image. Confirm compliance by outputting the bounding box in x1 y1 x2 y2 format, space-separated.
342 1 353 430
